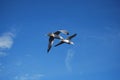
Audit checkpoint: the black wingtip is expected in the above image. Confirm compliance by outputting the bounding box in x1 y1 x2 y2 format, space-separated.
74 33 77 36
54 45 57 47
47 49 50 53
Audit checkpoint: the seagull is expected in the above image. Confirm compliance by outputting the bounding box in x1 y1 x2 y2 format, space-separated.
47 30 69 53
54 33 77 47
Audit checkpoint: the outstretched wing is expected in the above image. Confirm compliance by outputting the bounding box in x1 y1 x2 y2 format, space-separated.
67 34 77 40
47 37 54 53
54 30 69 35
54 41 64 47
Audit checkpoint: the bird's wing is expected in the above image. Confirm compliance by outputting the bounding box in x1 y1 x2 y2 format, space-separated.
54 30 69 35
67 34 77 40
54 41 64 47
47 37 54 53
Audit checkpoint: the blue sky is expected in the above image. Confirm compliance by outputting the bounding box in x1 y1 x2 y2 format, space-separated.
0 0 120 80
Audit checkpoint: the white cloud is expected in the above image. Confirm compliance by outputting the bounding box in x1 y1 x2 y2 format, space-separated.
0 32 15 56
14 74 44 80
65 49 75 72
0 32 14 49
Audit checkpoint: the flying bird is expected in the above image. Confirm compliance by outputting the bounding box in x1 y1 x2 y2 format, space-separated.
54 33 77 47
47 30 69 53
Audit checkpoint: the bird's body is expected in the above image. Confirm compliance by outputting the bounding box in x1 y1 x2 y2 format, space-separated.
60 39 72 44
54 33 77 47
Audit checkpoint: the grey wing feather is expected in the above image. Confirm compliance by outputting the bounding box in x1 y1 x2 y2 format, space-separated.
54 30 69 35
54 31 60 35
67 34 77 40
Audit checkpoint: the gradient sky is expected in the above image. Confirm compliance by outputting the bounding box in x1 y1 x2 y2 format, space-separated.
0 0 120 80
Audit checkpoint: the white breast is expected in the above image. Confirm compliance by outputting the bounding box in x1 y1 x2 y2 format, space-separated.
63 39 69 43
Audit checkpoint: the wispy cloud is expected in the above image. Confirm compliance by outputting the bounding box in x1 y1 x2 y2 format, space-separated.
65 49 75 72
0 32 15 56
14 73 44 80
